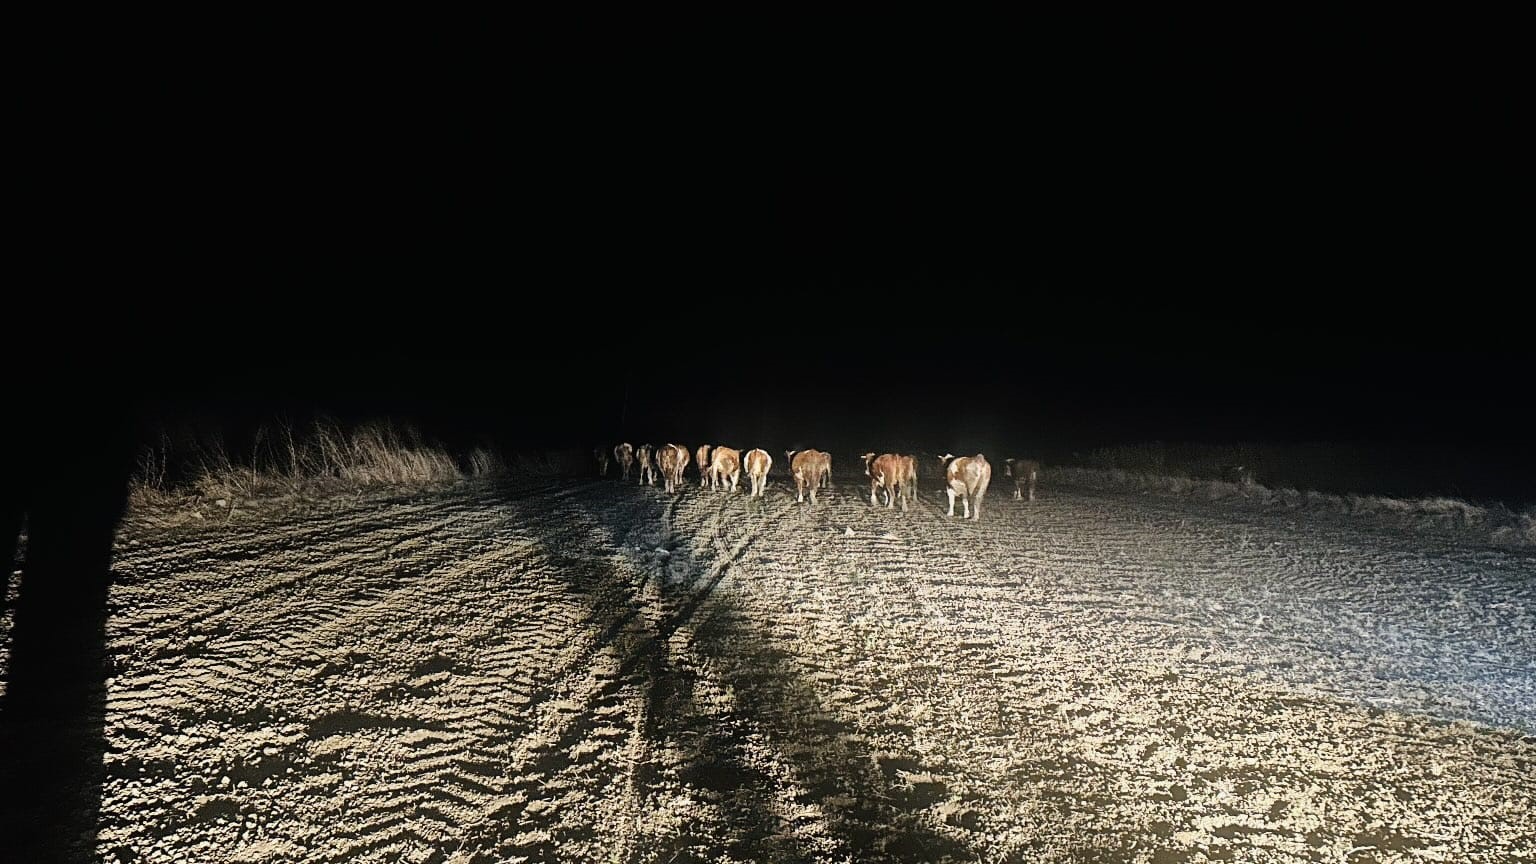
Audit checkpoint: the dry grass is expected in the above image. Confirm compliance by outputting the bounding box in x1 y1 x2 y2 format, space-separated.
126 419 495 528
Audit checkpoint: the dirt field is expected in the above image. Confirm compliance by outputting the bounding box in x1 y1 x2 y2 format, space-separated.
16 469 1536 862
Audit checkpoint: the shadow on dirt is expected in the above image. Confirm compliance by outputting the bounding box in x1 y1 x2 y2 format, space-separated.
480 480 975 863
1 414 132 864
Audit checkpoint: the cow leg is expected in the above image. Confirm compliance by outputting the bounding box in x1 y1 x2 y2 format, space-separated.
946 488 956 516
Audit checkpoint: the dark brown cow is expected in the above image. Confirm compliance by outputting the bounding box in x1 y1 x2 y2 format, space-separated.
657 444 690 493
695 444 713 487
709 446 742 492
1004 458 1040 501
863 452 914 511
613 443 634 481
785 449 832 505
636 444 656 486
594 446 611 477
938 453 992 520
743 449 772 498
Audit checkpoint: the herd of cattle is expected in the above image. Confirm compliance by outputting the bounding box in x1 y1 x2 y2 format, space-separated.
595 444 1040 521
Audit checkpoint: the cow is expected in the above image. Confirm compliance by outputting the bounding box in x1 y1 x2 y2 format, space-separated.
938 453 992 520
594 446 611 477
1003 458 1040 501
785 449 832 505
695 444 713 487
863 452 914 511
743 449 772 498
636 444 656 485
657 443 690 493
709 446 742 493
613 443 634 481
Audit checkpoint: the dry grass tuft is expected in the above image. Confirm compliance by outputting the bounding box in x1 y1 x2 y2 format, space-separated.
126 419 483 528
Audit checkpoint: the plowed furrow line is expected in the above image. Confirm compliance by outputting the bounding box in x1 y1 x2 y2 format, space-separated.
115 479 575 565
298 494 668 858
106 533 540 708
113 489 500 570
110 513 476 640
117 486 587 642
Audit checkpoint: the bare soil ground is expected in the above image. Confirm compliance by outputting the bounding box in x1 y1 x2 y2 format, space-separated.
10 472 1535 862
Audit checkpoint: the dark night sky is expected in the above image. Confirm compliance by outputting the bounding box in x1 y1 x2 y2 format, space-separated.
18 31 1529 461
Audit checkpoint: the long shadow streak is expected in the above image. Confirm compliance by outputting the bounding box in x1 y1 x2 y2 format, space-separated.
488 479 972 863
1 415 132 863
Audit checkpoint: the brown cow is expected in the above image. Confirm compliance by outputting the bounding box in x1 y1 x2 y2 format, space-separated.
785 449 832 505
743 449 772 498
636 444 656 486
938 453 992 520
696 444 713 487
1004 458 1041 501
657 443 690 493
863 452 914 511
709 446 742 492
594 446 611 477
613 443 634 481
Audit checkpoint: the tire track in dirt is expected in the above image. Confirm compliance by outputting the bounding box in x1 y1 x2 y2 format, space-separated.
951 484 1536 730
265 482 645 864
115 479 563 568
452 488 789 863
798 481 1536 861
605 484 982 862
100 480 627 863
650 479 1536 861
89 476 1536 863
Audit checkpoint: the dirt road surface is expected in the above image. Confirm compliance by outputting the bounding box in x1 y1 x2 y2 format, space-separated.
10 472 1534 862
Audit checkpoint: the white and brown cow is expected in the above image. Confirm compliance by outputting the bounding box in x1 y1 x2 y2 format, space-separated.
785 449 832 505
657 443 690 493
743 449 772 498
695 444 713 487
613 443 634 481
594 446 611 477
863 452 914 511
636 444 657 486
938 453 992 520
1004 457 1040 501
709 446 742 492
